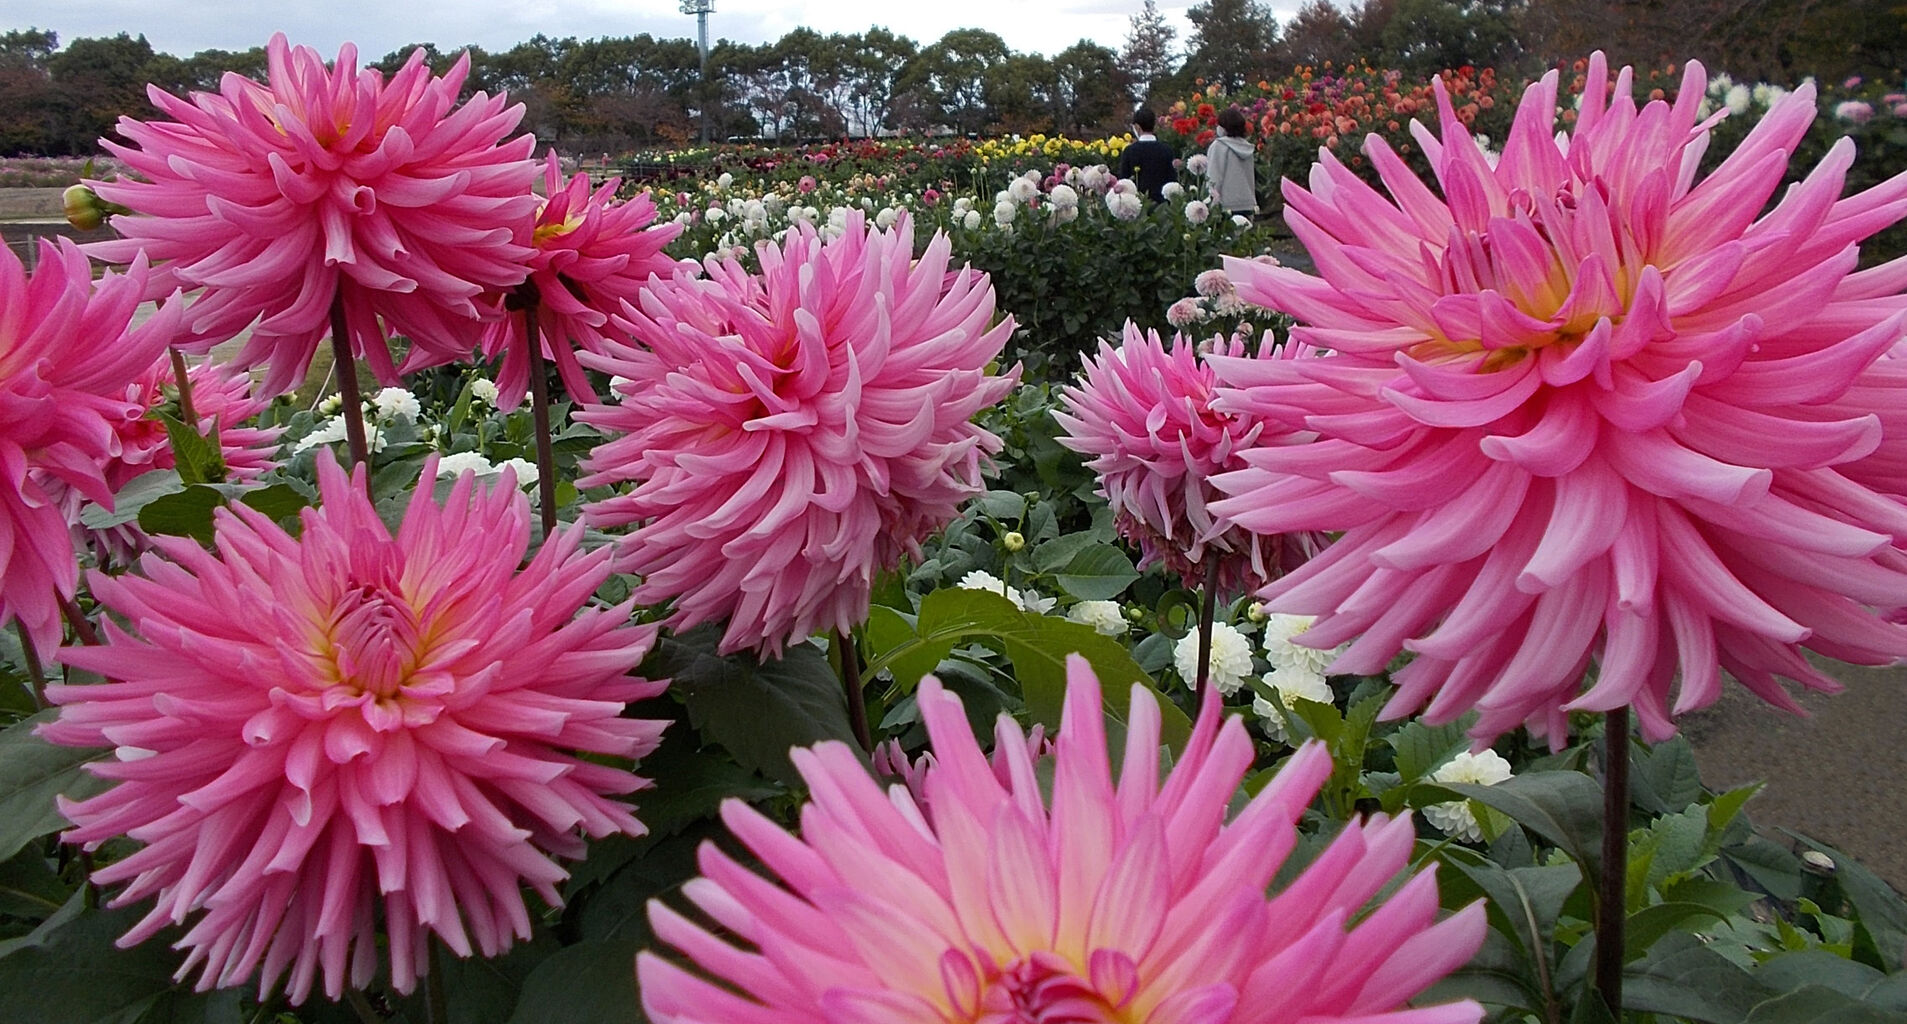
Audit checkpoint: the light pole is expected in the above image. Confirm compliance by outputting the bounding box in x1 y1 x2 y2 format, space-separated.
680 0 713 144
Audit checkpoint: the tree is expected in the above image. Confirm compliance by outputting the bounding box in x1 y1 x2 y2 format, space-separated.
47 33 164 152
894 29 1011 135
1378 0 1523 75
841 28 916 136
1283 0 1356 69
1184 0 1280 91
1120 0 1178 102
0 29 62 155
1050 41 1130 135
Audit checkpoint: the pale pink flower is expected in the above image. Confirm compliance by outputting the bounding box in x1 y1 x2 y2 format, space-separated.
0 239 177 649
1834 100 1875 124
479 153 681 410
580 211 1018 655
42 452 667 1003
1210 54 1907 744
1057 322 1315 598
88 33 538 395
638 656 1486 1024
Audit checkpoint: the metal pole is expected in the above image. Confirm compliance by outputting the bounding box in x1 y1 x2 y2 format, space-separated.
681 1 714 145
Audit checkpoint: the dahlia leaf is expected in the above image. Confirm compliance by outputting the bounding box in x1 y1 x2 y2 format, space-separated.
1782 834 1907 974
1389 715 1474 784
656 631 857 787
1630 735 1705 815
160 412 226 485
1050 544 1140 601
1425 772 1605 881
863 605 952 693
0 899 185 1024
507 939 646 1024
0 711 107 862
135 484 224 545
77 470 185 531
1624 902 1731 962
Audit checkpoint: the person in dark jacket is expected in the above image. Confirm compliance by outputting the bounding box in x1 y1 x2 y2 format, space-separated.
1115 107 1177 203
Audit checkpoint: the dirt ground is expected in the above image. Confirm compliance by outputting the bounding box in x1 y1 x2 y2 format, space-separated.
1681 660 1906 891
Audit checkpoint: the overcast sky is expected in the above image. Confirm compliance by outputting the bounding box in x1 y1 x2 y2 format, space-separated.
5 1 1305 62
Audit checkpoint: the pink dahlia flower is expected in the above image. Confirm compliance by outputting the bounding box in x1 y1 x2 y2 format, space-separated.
478 153 683 411
1209 54 1907 744
42 452 667 1002
41 352 286 564
1056 322 1315 599
0 239 177 649
89 33 538 395
638 656 1486 1023
580 210 1018 655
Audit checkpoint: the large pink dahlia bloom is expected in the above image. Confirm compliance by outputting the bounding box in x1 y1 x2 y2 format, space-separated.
1055 322 1315 598
638 656 1486 1024
90 33 537 394
580 210 1018 655
1209 55 1907 744
42 452 667 1002
0 239 177 649
479 152 682 410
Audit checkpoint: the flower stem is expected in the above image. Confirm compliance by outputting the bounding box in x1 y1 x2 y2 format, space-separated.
1594 705 1630 1015
426 941 448 1024
523 295 559 538
58 593 100 647
15 624 45 711
328 291 370 469
343 987 382 1024
1194 559 1219 700
836 627 872 751
168 347 198 430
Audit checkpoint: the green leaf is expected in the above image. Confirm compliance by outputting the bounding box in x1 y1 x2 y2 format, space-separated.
237 482 310 523
1051 544 1139 601
972 490 1026 521
0 710 110 862
1784 834 1907 972
627 731 780 842
997 612 1190 753
1031 532 1099 573
651 631 857 787
136 484 225 545
0 899 187 1024
863 605 951 693
577 827 709 943
1741 986 1907 1024
1752 952 1888 1001
1631 734 1704 814
160 413 225 485
1625 934 1772 1023
79 471 185 530
505 940 646 1024
1424 772 1605 880
1388 715 1473 783
1625 901 1730 960
0 844 69 919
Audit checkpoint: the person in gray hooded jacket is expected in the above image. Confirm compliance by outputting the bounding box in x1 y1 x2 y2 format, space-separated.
1205 107 1258 216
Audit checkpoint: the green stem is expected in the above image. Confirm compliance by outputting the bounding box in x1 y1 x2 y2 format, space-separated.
426 941 448 1024
836 628 872 751
344 987 382 1024
1194 559 1220 700
58 594 99 647
523 295 560 538
15 624 44 711
1594 705 1631 1015
168 347 198 430
329 291 370 470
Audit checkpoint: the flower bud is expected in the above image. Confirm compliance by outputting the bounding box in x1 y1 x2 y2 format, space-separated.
62 184 109 230
1002 531 1025 552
